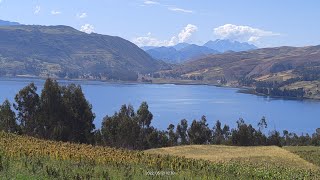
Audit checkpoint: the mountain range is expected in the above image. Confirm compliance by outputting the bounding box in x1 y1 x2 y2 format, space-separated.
142 40 257 64
153 44 320 99
145 44 219 64
163 45 320 81
0 24 168 81
0 19 319 99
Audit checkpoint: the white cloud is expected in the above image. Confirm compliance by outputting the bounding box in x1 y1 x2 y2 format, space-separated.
132 24 198 47
80 24 94 34
178 24 198 43
51 10 61 15
34 6 41 15
214 24 280 43
168 7 193 13
141 1 194 14
132 35 176 47
77 12 87 19
144 0 159 5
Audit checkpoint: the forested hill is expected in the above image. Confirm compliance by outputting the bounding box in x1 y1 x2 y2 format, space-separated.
0 25 169 81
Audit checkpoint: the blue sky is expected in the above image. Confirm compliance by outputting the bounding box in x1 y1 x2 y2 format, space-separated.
0 0 319 48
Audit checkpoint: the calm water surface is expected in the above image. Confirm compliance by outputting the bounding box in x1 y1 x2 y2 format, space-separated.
0 78 319 134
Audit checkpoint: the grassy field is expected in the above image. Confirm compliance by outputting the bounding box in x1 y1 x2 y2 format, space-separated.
285 146 320 167
145 145 318 170
1 132 320 179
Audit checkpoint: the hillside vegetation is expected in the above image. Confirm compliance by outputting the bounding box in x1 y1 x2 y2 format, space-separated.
156 45 320 99
1 132 320 179
0 25 168 81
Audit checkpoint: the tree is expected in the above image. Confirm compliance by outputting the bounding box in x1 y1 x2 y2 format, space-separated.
167 124 177 146
258 116 268 132
268 130 282 147
231 118 256 146
136 102 154 149
101 104 141 149
146 128 168 148
188 116 211 144
62 84 96 143
222 124 230 144
176 119 188 145
39 78 66 140
283 130 289 145
14 83 40 136
212 120 223 144
0 100 18 133
312 129 320 146
93 130 103 146
136 102 153 129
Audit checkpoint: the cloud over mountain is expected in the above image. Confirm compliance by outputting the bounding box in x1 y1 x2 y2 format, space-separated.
133 24 198 47
80 24 94 34
178 24 198 42
214 24 280 43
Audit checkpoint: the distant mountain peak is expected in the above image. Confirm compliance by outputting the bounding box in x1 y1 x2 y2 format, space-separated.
142 39 257 64
204 39 257 52
173 43 191 50
0 19 21 26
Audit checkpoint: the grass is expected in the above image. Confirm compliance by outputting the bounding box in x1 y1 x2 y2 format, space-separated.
254 70 297 82
284 146 320 167
145 145 318 170
1 132 320 179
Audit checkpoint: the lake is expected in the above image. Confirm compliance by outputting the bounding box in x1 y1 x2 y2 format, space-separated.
0 78 319 134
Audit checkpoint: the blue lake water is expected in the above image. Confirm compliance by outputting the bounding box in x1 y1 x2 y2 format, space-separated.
0 78 319 134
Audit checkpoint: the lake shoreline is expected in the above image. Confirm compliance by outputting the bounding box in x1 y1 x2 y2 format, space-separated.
1 76 319 101
1 76 319 134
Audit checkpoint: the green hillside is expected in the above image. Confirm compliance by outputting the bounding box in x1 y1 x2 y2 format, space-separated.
0 25 169 81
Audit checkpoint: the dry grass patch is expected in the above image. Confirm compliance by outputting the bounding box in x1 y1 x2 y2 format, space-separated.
255 70 297 82
145 145 318 170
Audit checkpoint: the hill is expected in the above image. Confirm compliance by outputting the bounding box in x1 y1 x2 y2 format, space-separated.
157 45 320 98
0 25 168 81
0 19 20 26
1 132 320 179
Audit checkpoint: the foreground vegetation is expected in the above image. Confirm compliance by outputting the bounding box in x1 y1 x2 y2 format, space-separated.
1 132 320 179
1 78 320 178
145 145 317 170
285 146 320 167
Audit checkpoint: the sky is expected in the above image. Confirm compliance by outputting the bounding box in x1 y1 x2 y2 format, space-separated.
0 0 319 48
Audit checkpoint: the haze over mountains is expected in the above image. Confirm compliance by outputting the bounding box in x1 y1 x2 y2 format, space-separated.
142 40 257 64
0 22 168 81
